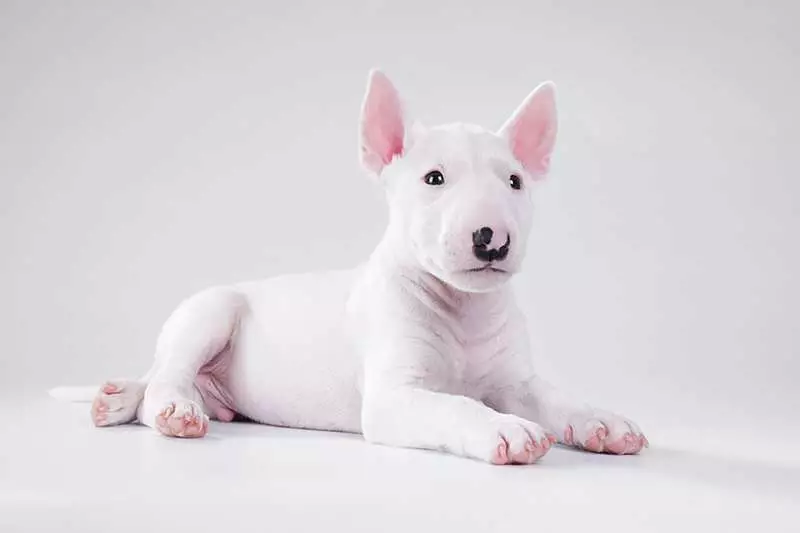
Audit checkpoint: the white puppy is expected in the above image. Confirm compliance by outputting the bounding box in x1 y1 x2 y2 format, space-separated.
52 70 647 464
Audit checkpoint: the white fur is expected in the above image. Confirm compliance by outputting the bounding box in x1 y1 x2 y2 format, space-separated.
51 70 646 463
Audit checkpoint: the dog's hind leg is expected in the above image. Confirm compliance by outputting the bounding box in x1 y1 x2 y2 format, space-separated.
138 287 245 438
91 379 148 427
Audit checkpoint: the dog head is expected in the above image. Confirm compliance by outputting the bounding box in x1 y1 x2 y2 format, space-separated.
359 70 557 293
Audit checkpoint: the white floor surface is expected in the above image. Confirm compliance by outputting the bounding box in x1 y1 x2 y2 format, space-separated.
1 392 798 533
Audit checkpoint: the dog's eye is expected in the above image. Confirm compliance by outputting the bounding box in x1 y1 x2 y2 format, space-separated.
509 174 522 190
423 170 445 186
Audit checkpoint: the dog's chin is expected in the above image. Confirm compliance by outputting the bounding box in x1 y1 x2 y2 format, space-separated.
440 266 515 293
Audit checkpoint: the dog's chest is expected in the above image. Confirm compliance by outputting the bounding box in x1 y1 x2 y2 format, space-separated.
432 308 513 396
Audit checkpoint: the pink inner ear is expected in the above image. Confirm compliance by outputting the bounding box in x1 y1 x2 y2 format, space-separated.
360 73 405 174
505 86 557 177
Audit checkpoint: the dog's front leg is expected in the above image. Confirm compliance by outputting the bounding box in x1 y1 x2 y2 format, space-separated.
494 374 649 455
360 351 556 465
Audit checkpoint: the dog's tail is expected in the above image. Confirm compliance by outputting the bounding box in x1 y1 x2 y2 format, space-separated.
49 369 154 403
48 385 99 403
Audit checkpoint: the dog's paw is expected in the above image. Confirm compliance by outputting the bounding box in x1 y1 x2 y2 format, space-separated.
466 415 557 465
91 380 145 427
562 411 648 455
155 401 209 438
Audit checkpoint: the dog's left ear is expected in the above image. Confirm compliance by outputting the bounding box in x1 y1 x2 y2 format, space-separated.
359 69 406 176
498 81 558 177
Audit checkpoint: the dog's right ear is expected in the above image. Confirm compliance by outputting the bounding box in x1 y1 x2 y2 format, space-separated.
359 69 405 176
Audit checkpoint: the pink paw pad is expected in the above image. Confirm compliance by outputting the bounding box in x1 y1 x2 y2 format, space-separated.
510 446 533 464
493 437 511 465
155 403 208 438
90 391 111 427
102 383 121 395
90 382 123 427
530 436 554 461
91 399 108 426
564 425 575 446
604 432 648 455
498 435 554 465
565 416 649 454
582 426 608 453
604 433 632 454
625 433 642 454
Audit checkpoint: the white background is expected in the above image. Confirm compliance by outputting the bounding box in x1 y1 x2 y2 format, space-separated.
1 1 798 530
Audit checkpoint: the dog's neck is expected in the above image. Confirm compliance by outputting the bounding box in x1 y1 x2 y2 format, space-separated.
368 224 511 327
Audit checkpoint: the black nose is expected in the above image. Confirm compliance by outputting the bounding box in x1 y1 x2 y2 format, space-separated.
473 227 494 247
472 227 510 262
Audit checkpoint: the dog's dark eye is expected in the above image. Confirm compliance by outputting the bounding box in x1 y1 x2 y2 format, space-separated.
509 174 522 190
423 170 445 186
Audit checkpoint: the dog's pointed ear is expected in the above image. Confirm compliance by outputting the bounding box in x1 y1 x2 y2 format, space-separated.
498 81 558 178
359 69 406 176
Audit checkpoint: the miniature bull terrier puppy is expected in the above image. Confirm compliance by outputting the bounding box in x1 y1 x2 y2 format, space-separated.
51 70 647 464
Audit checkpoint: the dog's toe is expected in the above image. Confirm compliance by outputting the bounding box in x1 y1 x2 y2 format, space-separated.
155 401 209 438
564 411 647 455
91 380 145 427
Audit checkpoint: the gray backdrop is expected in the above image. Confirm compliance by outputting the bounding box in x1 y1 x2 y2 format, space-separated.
1 0 798 436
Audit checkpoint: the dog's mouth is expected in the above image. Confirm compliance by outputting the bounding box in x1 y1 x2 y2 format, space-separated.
465 264 510 274
443 263 516 292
